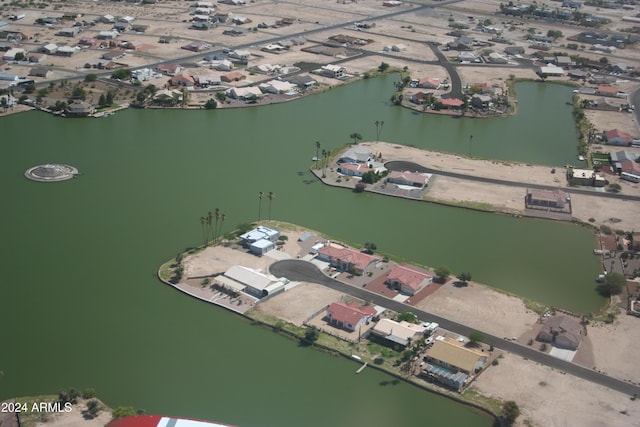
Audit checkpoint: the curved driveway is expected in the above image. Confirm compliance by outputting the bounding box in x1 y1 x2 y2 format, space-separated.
270 259 640 397
386 160 640 202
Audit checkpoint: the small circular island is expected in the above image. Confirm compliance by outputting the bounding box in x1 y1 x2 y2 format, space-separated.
24 164 79 182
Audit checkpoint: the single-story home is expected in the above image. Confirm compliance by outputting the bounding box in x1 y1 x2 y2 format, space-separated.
418 77 441 89
225 86 262 100
525 188 569 210
604 129 633 146
222 265 284 298
387 170 430 188
385 264 433 295
370 318 426 347
317 245 380 276
596 85 618 97
337 162 376 177
325 301 376 332
259 79 296 94
536 315 584 350
156 63 182 76
423 337 487 391
471 94 492 108
221 71 246 82
440 98 464 109
28 67 51 78
169 73 195 87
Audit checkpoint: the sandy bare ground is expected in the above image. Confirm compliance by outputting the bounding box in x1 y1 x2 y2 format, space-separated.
362 141 640 231
587 313 640 384
33 400 112 427
473 352 640 427
253 282 343 326
415 280 540 339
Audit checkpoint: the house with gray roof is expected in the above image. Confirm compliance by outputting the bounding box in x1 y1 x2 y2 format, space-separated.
536 315 584 350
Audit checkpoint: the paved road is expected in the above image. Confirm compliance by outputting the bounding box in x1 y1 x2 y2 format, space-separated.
270 259 640 397
386 160 640 202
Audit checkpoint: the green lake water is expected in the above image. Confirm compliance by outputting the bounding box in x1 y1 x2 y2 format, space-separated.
0 76 602 426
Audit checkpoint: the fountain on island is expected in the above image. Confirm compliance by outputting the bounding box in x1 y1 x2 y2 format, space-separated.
24 164 79 182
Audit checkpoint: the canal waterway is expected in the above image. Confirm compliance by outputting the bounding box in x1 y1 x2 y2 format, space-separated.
0 76 600 425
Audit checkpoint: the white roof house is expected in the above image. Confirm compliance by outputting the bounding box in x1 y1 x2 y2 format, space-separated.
539 65 565 77
259 79 296 94
209 59 233 71
240 226 280 243
226 86 263 100
42 43 58 54
3 48 26 60
371 319 426 347
223 265 283 297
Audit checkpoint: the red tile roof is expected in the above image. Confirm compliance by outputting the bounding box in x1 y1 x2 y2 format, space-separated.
440 98 464 107
386 264 433 292
620 159 640 174
327 301 376 325
318 246 380 270
597 85 617 94
605 128 633 143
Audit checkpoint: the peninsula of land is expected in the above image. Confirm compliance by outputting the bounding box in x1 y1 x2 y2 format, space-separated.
160 219 640 427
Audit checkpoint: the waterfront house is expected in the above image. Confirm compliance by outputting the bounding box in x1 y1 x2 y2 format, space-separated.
536 315 584 350
339 146 373 164
222 265 283 298
259 79 296 94
604 129 633 146
320 64 346 79
286 75 317 89
422 337 487 391
317 245 380 276
387 171 430 188
471 94 492 108
370 318 426 347
418 77 441 89
325 301 376 332
225 86 262 100
338 162 370 177
385 264 433 295
538 65 565 77
525 188 570 213
65 100 95 116
588 97 621 111
439 98 464 109
410 91 430 105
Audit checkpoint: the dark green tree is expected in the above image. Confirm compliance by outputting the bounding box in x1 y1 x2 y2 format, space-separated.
350 132 362 144
112 406 137 419
204 98 217 109
304 326 320 343
315 141 321 168
378 62 390 72
434 266 450 282
84 74 98 82
267 191 275 221
502 400 520 426
596 272 626 297
457 272 472 284
468 330 484 347
397 311 418 323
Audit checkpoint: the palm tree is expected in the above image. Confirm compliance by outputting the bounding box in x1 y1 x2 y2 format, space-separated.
213 208 220 244
374 121 384 141
321 149 328 178
268 192 275 221
258 192 264 222
349 132 362 144
217 213 226 243
469 134 473 157
200 216 207 247
315 141 321 169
